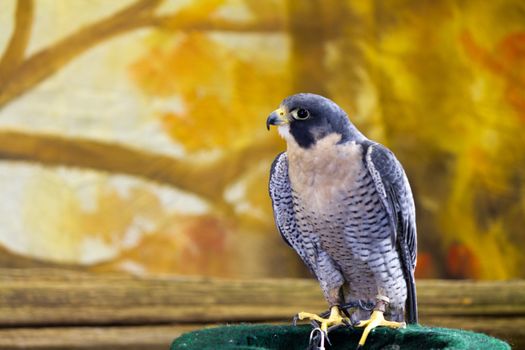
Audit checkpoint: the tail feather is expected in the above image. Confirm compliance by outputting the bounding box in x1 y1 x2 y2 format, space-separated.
405 271 418 324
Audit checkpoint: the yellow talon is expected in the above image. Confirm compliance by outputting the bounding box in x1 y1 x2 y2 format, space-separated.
297 306 348 332
355 310 406 349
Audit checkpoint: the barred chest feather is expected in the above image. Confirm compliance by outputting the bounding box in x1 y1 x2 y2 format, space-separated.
287 133 363 213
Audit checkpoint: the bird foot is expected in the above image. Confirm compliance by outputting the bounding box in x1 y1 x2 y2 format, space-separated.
354 301 406 350
295 306 349 332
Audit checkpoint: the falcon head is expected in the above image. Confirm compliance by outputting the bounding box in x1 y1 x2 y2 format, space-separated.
266 93 365 148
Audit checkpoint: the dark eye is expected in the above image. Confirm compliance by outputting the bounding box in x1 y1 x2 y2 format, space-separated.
292 108 310 120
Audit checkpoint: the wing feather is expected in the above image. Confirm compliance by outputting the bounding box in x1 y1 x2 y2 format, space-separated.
364 142 418 324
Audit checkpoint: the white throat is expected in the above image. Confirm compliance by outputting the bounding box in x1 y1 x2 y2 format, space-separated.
277 124 292 140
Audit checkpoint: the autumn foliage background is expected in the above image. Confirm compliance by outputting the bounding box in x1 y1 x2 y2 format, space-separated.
0 0 524 280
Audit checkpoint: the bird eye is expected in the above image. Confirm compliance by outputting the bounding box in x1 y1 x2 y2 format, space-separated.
291 108 310 120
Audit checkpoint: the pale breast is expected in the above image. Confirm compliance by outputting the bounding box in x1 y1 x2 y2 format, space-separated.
286 135 406 308
287 133 363 214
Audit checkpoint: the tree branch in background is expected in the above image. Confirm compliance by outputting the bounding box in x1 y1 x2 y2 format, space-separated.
0 130 281 205
0 245 82 270
158 16 283 33
0 0 285 110
0 0 163 109
0 0 34 80
286 0 327 95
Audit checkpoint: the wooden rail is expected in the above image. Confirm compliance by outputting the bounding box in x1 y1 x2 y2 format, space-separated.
0 268 523 349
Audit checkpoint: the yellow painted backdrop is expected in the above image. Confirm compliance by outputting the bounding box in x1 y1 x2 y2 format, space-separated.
0 0 524 280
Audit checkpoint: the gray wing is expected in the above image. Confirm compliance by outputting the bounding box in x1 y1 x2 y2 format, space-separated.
269 152 318 277
364 142 418 323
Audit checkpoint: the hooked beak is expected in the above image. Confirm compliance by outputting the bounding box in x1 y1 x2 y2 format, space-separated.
266 107 288 130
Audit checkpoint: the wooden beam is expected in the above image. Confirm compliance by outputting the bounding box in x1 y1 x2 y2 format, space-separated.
0 268 524 327
0 268 324 326
0 324 201 350
0 269 523 347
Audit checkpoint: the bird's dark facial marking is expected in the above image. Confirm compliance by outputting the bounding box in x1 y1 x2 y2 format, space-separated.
281 93 352 148
287 107 315 147
290 122 317 148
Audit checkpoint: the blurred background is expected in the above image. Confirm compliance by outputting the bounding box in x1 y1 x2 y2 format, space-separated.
0 0 524 281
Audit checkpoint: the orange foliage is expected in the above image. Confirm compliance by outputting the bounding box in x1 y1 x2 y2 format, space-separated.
168 0 226 26
4 0 525 281
80 186 164 244
129 32 289 151
461 30 525 121
161 95 236 151
414 252 438 279
446 242 481 279
178 216 231 276
93 215 233 277
129 34 231 97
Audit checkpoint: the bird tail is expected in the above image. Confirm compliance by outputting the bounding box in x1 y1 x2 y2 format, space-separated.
405 270 418 324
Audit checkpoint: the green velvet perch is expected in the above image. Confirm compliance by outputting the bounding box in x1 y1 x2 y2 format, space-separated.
171 324 510 350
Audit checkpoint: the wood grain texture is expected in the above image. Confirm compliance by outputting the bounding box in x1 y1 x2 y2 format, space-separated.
1 268 524 326
0 268 523 348
0 268 325 326
0 325 202 350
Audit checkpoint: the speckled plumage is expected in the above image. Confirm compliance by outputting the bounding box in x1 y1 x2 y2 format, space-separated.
268 93 417 324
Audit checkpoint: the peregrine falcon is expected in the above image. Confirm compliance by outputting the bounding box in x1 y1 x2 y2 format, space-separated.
267 93 417 348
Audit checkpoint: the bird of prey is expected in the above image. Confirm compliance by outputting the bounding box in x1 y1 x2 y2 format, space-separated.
267 93 417 349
